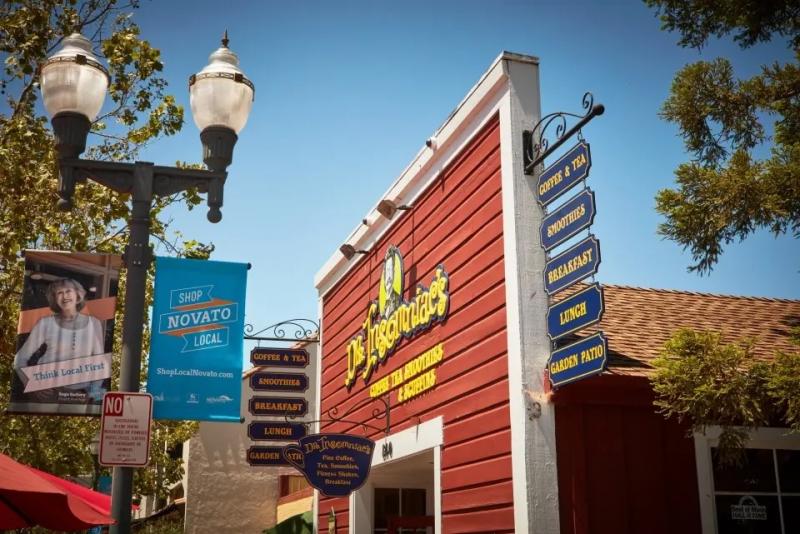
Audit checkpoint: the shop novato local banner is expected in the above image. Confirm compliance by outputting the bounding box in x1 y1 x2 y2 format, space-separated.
147 257 248 421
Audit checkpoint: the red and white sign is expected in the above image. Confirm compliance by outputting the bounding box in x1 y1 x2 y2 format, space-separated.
99 392 153 467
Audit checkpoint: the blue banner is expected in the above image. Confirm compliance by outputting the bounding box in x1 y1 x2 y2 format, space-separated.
544 235 601 295
547 332 608 387
547 283 604 340
540 189 596 251
537 141 591 206
283 433 375 497
147 257 248 421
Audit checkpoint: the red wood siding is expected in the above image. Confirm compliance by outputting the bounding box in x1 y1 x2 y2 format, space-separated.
318 114 514 533
554 375 701 534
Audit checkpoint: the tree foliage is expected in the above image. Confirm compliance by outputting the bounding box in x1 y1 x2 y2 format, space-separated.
646 0 800 273
652 329 800 462
0 0 209 501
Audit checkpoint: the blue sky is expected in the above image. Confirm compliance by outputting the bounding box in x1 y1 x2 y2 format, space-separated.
120 0 799 336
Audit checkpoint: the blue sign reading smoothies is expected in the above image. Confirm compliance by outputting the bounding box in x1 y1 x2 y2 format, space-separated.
540 189 596 251
147 257 248 422
546 283 604 340
547 332 608 387
537 141 591 206
544 235 601 295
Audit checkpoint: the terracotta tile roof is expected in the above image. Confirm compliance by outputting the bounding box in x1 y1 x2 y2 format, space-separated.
555 284 800 377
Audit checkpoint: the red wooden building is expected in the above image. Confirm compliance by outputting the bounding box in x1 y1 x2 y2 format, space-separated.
312 53 800 534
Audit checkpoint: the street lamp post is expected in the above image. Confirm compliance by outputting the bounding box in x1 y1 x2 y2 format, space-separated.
40 32 253 534
89 431 100 491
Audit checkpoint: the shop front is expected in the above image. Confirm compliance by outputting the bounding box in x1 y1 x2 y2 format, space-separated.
312 52 800 534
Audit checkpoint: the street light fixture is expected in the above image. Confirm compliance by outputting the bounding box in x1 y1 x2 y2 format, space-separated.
40 32 253 534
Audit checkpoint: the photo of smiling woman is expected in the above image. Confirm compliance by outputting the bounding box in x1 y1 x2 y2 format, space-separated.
10 251 120 416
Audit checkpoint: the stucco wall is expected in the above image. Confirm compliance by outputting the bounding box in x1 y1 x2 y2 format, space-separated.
183 342 317 533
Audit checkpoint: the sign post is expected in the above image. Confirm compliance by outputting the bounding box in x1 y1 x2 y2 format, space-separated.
99 392 153 467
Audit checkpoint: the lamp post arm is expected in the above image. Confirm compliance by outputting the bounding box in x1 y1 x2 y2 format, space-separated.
58 159 228 222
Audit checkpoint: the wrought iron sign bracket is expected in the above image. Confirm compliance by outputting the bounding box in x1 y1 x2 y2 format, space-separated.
523 92 604 175
286 394 391 437
244 318 320 343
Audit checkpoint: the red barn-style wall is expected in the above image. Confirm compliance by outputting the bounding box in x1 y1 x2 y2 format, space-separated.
318 113 517 533
554 375 702 534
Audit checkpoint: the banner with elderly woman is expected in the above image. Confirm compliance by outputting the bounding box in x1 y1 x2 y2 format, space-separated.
10 251 120 416
146 257 248 422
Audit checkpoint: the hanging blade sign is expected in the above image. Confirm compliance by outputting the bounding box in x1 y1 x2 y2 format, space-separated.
540 189 596 251
544 235 601 296
537 141 591 206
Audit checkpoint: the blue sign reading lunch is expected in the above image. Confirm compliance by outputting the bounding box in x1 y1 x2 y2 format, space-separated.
547 332 608 387
147 257 248 422
544 235 601 296
540 189 596 251
283 433 375 497
546 283 604 340
537 141 591 206
248 422 307 441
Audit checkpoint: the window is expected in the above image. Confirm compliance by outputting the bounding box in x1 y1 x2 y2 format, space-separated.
696 429 800 534
279 475 310 497
373 488 427 533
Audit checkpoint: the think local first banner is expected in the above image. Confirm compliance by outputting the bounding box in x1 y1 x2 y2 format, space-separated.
147 257 248 421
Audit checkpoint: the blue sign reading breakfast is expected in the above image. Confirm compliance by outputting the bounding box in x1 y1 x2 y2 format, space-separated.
283 433 375 497
546 283 604 340
537 141 591 206
547 332 608 387
147 257 248 422
540 189 596 251
249 396 308 416
544 235 601 295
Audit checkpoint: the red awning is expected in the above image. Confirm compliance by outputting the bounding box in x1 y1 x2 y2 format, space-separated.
0 452 115 530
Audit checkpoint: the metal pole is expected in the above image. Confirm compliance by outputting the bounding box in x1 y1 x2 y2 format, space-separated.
110 163 154 534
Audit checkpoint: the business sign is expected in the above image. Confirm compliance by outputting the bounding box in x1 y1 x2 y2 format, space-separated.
283 433 375 497
249 371 309 392
249 396 308 417
547 283 604 340
248 421 308 441
537 141 591 206
9 251 119 416
346 246 449 388
147 257 248 422
99 392 153 467
544 235 601 295
247 446 304 467
547 332 608 387
540 188 596 251
250 347 310 368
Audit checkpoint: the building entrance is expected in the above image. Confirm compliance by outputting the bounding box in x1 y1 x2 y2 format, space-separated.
353 449 435 533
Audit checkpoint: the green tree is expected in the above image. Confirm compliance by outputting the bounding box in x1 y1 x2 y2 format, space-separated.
0 0 207 501
652 328 800 462
646 0 800 273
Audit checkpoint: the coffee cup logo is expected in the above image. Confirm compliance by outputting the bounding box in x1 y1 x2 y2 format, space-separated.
282 433 375 497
